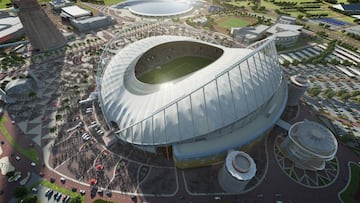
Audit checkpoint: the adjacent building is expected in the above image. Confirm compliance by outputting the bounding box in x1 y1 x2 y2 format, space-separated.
0 12 24 44
218 150 256 193
266 23 303 46
332 3 360 15
279 121 338 171
287 74 310 106
231 25 269 45
60 5 92 19
70 16 114 32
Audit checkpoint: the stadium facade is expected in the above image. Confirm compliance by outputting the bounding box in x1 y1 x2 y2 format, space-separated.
98 36 288 168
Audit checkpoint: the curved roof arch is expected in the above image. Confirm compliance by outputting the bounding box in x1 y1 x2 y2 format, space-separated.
99 36 283 146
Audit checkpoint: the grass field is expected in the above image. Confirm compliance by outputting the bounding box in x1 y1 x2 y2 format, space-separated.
340 163 360 203
138 56 213 84
217 17 252 29
0 0 11 9
104 0 126 6
0 117 39 163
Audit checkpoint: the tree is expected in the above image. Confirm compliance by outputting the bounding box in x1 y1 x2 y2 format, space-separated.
292 59 299 66
282 60 290 67
323 88 335 99
308 87 321 97
340 92 351 102
13 186 27 198
6 171 14 178
21 195 37 203
69 196 82 203
351 90 360 97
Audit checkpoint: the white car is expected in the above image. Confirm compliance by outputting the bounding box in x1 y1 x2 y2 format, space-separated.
31 162 36 167
81 133 89 138
14 174 21 181
15 156 20 161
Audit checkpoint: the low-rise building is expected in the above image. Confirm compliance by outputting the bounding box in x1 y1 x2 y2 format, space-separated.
0 13 24 44
231 25 269 45
332 3 360 15
266 23 303 46
70 16 114 32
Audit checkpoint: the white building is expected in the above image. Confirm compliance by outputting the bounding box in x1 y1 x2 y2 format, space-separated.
277 15 296 24
0 15 24 44
280 121 338 171
97 36 288 168
60 5 91 19
231 25 269 45
287 74 310 106
70 16 114 32
218 151 256 193
266 24 303 46
50 0 72 9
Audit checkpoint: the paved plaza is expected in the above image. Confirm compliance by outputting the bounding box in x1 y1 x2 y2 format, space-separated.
0 5 359 202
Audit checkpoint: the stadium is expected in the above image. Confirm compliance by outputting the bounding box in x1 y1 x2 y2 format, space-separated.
97 35 288 168
113 0 194 17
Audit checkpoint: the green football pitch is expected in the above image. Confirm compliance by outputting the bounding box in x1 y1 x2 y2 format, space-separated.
218 17 252 29
138 56 213 84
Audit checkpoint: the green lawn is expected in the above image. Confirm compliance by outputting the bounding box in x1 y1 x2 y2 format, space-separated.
138 56 213 84
0 117 39 163
340 162 360 203
0 0 12 9
218 17 252 29
103 0 126 6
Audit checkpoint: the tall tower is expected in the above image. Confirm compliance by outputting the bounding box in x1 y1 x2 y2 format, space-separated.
218 151 256 193
12 0 67 52
287 74 310 106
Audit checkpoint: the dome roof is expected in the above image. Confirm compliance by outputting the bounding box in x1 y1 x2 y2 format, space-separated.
289 121 338 158
99 36 283 145
5 78 36 96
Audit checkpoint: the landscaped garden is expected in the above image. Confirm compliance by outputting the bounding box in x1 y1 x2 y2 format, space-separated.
0 117 39 163
339 162 360 203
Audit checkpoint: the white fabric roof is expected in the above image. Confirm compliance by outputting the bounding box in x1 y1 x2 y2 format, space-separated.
99 36 283 145
289 121 338 158
61 5 91 18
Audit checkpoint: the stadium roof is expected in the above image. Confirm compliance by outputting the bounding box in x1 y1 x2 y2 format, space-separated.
99 36 284 146
61 5 91 18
